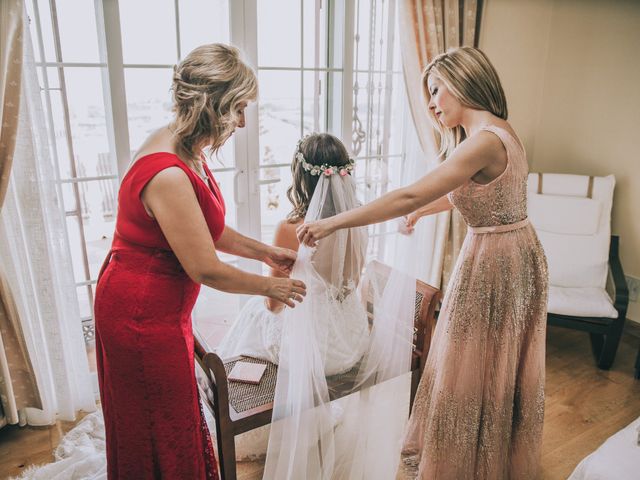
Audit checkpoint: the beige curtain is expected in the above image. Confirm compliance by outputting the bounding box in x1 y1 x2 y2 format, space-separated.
0 0 42 427
398 0 483 291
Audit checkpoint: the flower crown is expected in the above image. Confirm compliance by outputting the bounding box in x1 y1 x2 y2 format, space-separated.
295 135 355 177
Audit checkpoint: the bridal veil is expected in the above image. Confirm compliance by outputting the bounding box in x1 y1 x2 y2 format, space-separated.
263 172 416 479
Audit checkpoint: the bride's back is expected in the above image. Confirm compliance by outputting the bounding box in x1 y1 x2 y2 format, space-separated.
286 133 365 300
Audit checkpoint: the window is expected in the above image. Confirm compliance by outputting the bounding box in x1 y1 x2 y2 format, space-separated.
26 0 410 377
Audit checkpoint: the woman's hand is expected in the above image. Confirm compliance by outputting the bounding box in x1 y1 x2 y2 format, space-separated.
296 218 336 247
398 212 420 235
264 246 297 275
266 277 307 308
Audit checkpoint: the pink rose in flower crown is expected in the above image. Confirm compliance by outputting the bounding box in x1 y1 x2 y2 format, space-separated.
339 169 348 176
324 168 334 176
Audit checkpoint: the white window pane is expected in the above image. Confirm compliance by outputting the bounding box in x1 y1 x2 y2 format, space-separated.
56 0 101 63
66 215 88 282
393 15 403 72
326 71 343 136
124 68 174 152
46 67 60 89
388 74 407 156
302 0 322 69
353 0 372 71
178 0 230 57
60 182 78 214
34 0 57 62
74 178 118 280
120 0 177 64
48 90 73 179
64 68 112 177
260 166 293 246
208 169 237 232
210 135 236 169
76 286 92 319
258 70 302 166
303 71 326 134
257 0 301 67
25 0 42 62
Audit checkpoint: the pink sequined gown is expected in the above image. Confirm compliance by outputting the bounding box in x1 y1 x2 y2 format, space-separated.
402 125 549 479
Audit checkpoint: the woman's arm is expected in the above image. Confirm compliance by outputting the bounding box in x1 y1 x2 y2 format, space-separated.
215 226 297 275
411 194 454 219
298 131 503 245
265 221 301 313
142 168 306 307
401 195 454 234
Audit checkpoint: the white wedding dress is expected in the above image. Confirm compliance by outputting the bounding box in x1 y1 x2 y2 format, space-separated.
216 288 368 377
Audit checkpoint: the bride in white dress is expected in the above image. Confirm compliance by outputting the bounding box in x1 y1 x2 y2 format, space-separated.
216 133 416 479
216 133 368 375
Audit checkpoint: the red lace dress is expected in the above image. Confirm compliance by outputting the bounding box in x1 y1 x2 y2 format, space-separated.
94 153 224 479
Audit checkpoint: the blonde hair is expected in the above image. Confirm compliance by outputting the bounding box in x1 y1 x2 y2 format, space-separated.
423 46 507 158
171 43 257 158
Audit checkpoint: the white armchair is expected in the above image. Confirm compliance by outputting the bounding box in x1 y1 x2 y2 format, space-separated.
527 173 629 370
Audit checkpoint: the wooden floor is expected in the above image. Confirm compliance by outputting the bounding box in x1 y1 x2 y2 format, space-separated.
1 325 638 480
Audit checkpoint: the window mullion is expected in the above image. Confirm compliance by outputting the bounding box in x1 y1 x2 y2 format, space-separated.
381 0 397 196
174 0 181 61
313 0 321 132
230 0 261 273
99 0 131 180
300 0 304 137
340 0 355 152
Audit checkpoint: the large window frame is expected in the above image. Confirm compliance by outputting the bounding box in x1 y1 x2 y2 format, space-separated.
27 0 408 349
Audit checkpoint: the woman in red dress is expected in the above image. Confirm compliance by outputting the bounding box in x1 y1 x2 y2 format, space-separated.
94 44 307 480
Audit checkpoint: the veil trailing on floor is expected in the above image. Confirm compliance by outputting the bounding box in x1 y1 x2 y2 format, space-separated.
263 172 416 479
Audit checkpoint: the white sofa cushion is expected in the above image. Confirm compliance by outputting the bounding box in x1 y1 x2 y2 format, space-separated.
527 173 615 289
528 194 601 235
548 285 618 319
536 230 611 289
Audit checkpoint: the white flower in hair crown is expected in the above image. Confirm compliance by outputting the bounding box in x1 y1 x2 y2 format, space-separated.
295 136 355 177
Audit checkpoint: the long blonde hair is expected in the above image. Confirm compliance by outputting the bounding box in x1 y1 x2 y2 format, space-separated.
423 46 507 158
171 43 257 159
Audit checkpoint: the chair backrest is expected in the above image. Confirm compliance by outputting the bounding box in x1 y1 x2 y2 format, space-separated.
194 329 217 415
527 173 615 289
365 260 440 362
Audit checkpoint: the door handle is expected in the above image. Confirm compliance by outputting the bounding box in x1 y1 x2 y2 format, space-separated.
233 169 246 204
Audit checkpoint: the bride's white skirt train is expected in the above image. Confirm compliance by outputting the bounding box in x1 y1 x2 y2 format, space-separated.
10 411 106 480
215 293 371 462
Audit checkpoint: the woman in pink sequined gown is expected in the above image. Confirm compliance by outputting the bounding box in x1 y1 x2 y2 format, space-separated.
297 47 548 479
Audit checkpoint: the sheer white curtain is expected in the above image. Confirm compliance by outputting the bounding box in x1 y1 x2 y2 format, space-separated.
0 7 95 425
382 102 448 287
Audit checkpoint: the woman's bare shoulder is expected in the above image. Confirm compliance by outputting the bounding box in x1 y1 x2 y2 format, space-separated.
273 219 302 250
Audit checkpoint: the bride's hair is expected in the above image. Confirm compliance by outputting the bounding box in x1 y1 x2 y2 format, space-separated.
286 133 351 222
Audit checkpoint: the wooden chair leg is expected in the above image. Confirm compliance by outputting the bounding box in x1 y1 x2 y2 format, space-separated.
597 329 623 370
216 425 237 480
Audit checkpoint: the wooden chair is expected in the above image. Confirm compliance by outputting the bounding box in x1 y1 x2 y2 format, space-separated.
527 173 629 370
194 260 440 480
